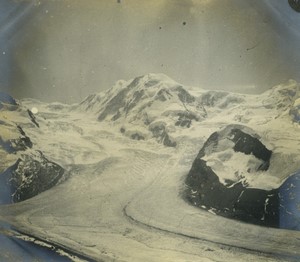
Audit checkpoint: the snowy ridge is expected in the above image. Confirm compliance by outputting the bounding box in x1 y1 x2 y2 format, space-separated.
201 124 275 188
0 98 66 204
262 79 300 111
1 75 300 261
78 73 207 146
75 75 300 185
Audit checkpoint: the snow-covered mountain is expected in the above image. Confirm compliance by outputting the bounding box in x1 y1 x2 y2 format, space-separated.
77 75 300 148
76 74 300 230
185 124 300 229
78 73 207 147
1 75 300 261
0 94 66 204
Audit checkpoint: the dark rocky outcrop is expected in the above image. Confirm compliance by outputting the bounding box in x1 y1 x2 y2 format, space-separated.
0 152 65 203
0 126 33 153
185 125 300 230
289 0 300 12
149 122 177 147
15 125 33 150
200 91 244 109
130 133 145 141
229 128 272 170
0 162 19 204
0 93 66 205
97 85 132 121
175 86 195 103
175 112 199 128
27 109 40 127
0 92 18 110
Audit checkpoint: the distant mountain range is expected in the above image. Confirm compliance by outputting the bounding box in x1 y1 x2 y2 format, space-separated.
75 74 300 230
1 74 299 230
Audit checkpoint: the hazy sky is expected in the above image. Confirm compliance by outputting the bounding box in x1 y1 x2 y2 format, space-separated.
1 0 300 103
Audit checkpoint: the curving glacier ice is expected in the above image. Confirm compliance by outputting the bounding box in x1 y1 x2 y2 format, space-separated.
0 74 300 261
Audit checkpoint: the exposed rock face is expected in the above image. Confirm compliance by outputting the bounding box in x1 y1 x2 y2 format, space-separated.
27 109 40 127
228 128 272 170
14 126 33 151
0 125 33 153
200 91 245 109
0 95 65 204
0 151 65 203
185 125 300 230
149 122 177 147
0 162 18 204
0 92 18 110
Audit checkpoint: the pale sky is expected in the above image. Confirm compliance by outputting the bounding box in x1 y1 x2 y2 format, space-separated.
1 0 300 103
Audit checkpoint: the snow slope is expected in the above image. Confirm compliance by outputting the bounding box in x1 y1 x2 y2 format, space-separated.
0 100 68 205
0 75 300 261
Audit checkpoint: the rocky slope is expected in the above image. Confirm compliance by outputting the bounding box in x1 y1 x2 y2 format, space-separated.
0 93 65 204
185 124 300 230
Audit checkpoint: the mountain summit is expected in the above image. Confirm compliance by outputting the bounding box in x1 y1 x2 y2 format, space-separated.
79 73 207 146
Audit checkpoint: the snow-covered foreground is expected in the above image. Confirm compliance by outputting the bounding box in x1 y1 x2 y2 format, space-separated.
1 75 300 261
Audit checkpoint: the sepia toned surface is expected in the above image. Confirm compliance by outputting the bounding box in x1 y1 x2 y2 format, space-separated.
0 1 300 261
1 0 300 102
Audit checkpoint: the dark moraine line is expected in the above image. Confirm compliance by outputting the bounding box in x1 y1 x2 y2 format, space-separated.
0 221 72 261
0 221 98 262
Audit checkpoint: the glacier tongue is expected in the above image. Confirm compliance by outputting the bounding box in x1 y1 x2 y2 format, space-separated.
1 76 300 260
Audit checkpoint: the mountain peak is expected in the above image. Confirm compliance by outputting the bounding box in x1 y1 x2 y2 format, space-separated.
96 73 204 123
132 73 179 86
122 73 180 93
78 74 206 146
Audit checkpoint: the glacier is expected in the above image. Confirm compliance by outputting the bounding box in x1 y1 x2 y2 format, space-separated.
0 74 300 261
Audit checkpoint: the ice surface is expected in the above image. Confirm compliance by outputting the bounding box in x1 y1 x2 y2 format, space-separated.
1 75 300 261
